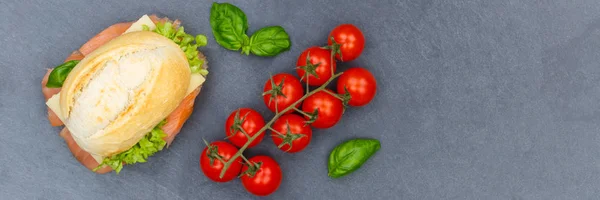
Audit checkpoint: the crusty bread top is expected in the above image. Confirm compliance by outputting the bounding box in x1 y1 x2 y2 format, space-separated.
59 31 191 157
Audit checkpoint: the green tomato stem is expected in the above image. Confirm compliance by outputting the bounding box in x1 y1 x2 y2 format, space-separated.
322 89 343 101
237 125 251 139
268 126 285 137
240 154 251 164
292 107 309 117
330 46 335 77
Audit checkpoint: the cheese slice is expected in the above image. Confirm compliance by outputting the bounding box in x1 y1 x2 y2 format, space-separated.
188 74 206 94
46 94 63 121
124 15 156 33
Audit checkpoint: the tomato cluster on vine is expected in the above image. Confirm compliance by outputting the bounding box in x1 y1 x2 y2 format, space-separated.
199 24 377 196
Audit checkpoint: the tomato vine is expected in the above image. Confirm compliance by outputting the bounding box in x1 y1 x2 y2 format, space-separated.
215 41 345 178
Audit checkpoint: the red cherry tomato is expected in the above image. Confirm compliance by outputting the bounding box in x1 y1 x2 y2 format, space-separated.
296 47 336 86
337 67 377 106
199 141 243 182
263 73 304 114
271 114 312 153
328 24 365 62
301 89 344 129
225 108 266 148
240 155 283 196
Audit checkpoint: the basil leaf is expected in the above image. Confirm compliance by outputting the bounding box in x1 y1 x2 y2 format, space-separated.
46 60 80 88
246 26 291 57
210 2 249 51
328 138 380 178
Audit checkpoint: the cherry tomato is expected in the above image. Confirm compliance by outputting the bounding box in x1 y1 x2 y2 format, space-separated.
199 141 243 182
240 155 283 196
328 24 365 62
271 114 312 153
337 67 377 106
301 89 344 129
263 73 304 114
296 47 336 86
225 108 266 148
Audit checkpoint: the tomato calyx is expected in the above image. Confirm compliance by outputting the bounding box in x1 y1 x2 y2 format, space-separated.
203 139 225 166
340 86 352 110
272 120 307 152
322 37 343 61
227 109 251 139
305 108 320 125
297 52 321 81
240 160 263 178
262 75 287 112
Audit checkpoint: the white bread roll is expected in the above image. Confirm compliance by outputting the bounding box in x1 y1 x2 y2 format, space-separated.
59 31 191 157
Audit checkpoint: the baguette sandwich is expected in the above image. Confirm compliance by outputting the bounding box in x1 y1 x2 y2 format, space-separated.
41 14 208 174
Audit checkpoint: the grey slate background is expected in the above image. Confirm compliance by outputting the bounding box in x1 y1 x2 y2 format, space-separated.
1 0 600 199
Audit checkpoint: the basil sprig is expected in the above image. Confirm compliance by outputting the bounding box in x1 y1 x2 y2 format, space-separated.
210 2 291 57
328 138 381 178
46 60 80 88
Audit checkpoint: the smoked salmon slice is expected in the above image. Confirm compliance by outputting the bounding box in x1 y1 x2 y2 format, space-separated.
60 128 113 174
43 15 206 173
164 87 202 146
148 14 181 28
78 14 178 56
78 22 133 56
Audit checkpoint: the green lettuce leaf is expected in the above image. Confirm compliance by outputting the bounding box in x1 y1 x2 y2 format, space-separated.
94 120 168 174
153 22 209 76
